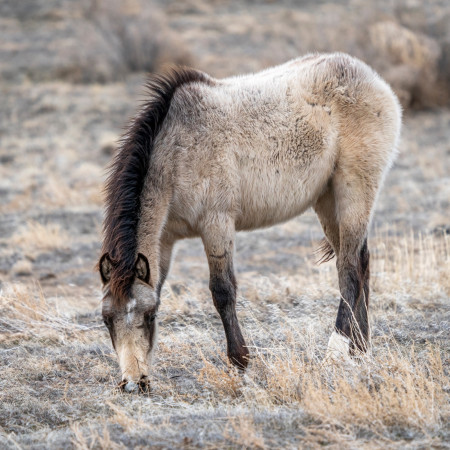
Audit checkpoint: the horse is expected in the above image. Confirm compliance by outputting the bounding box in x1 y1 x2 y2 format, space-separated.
99 52 402 393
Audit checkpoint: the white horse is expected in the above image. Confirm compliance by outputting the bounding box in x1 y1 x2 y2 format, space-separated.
99 52 401 393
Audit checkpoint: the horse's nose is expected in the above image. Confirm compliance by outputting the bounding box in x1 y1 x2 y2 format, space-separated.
120 376 150 394
122 380 138 393
138 375 150 393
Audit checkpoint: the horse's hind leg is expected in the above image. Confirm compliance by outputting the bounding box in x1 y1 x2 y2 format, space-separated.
314 181 340 260
353 237 370 353
201 214 249 369
328 164 379 358
315 182 357 359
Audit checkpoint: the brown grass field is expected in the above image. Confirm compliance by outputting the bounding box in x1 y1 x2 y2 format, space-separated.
0 0 449 448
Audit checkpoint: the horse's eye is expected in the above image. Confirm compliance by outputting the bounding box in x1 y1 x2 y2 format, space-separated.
146 314 156 324
103 317 112 328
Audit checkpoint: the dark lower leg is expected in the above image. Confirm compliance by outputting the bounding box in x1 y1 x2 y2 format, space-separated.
350 240 370 354
210 272 249 369
202 217 248 369
336 239 370 354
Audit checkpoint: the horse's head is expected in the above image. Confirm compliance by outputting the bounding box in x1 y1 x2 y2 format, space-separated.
99 252 158 393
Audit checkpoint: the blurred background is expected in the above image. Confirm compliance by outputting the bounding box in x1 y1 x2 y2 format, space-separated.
1 0 449 298
2 0 450 106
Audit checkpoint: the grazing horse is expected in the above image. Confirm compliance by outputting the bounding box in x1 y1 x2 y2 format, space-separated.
99 53 401 393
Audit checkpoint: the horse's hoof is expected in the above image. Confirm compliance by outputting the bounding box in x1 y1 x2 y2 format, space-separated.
324 331 354 365
230 352 250 371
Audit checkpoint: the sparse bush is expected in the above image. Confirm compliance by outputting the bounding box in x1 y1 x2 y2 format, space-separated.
0 0 192 83
157 0 450 109
89 0 192 77
369 21 443 108
1 0 449 107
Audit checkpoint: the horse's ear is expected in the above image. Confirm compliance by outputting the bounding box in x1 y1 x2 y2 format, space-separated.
135 253 151 285
99 253 113 284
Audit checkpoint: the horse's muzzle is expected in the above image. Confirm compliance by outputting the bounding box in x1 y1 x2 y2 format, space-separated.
119 375 150 394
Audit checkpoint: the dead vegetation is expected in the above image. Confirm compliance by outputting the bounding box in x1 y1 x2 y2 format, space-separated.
12 221 71 252
0 0 191 83
369 20 443 108
1 0 449 107
0 231 448 448
161 0 450 109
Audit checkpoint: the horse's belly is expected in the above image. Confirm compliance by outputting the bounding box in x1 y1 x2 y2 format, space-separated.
235 165 328 231
233 103 337 231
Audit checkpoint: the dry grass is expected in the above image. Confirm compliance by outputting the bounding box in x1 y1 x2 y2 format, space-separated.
1 231 448 448
11 221 71 252
0 283 95 342
371 229 450 298
250 341 445 430
223 415 266 449
1 0 449 105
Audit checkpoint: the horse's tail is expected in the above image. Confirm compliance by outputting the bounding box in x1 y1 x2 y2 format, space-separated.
315 238 335 264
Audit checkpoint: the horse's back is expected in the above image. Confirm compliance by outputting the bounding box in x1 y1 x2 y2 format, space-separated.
164 53 401 234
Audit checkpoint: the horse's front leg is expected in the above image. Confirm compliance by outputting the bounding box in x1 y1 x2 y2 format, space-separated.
201 214 249 369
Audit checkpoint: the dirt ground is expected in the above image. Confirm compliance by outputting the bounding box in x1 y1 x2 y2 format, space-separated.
0 1 449 448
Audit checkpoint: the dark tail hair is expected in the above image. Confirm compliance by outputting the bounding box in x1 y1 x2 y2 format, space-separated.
315 238 335 264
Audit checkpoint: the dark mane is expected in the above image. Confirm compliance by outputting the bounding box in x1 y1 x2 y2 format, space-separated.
101 67 210 303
